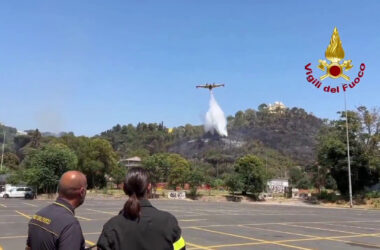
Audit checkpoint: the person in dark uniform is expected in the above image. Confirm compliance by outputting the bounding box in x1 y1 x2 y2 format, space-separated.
26 171 87 250
97 167 186 250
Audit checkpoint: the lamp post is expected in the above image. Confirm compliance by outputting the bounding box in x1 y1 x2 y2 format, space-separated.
0 130 5 171
343 88 353 208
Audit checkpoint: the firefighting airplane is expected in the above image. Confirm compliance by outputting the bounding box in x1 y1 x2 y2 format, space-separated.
196 83 225 90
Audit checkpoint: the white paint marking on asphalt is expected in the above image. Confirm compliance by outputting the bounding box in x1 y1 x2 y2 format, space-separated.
179 219 208 222
76 216 92 221
86 208 115 215
22 202 37 207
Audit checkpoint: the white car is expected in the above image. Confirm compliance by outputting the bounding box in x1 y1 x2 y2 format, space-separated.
0 186 34 198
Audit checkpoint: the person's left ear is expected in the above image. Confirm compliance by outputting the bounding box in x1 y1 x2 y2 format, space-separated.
147 183 152 192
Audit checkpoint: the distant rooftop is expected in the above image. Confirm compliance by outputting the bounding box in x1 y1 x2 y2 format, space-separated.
16 130 27 135
267 102 286 113
119 156 142 168
124 156 141 162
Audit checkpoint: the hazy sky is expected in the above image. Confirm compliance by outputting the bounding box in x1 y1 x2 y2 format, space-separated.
1 1 379 136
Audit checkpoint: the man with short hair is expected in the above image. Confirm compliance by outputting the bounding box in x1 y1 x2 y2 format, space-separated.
26 171 87 250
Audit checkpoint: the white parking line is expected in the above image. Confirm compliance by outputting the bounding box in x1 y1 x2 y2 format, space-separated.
179 219 207 222
86 208 115 215
76 215 92 221
22 202 37 207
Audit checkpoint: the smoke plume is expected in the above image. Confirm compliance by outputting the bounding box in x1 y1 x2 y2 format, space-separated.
204 91 228 136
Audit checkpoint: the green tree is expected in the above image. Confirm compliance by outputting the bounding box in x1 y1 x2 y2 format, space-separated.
211 178 225 190
85 138 118 188
296 177 311 190
22 144 77 193
187 169 204 197
30 129 42 148
234 155 266 195
325 174 337 190
2 152 20 170
14 134 31 152
126 148 150 159
224 173 244 195
100 122 175 157
167 154 190 189
357 106 380 173
289 166 310 189
317 109 380 195
233 111 247 127
142 153 171 194
143 153 191 190
258 103 268 112
108 163 125 186
57 135 118 188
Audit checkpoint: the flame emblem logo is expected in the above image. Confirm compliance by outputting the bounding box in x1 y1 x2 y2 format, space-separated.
318 27 353 80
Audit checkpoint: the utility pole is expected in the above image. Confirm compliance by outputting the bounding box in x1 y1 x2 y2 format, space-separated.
216 161 219 178
1 130 5 171
265 150 268 176
344 89 353 208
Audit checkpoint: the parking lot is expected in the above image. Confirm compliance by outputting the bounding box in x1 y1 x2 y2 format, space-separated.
0 198 380 249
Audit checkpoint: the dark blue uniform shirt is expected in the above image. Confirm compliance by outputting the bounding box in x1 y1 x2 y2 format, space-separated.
27 197 85 250
97 199 185 250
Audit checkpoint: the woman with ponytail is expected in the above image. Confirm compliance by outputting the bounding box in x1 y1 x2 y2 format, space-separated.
97 167 186 250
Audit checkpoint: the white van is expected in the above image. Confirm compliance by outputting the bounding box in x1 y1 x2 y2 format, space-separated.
0 186 34 198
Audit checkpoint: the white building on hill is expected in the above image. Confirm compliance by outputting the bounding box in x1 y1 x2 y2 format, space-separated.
267 102 286 113
119 156 142 170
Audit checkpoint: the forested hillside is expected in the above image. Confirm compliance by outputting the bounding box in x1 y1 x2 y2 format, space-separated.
2 104 379 196
1 105 324 178
226 106 323 165
0 123 18 153
100 106 323 166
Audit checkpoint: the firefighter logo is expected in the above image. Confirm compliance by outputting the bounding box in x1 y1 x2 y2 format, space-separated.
304 27 366 93
318 27 353 80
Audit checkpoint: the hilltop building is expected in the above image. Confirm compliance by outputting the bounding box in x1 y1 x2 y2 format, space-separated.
119 156 142 170
267 102 286 113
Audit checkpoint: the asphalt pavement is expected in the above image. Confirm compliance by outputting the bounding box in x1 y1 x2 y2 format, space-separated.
1 198 380 249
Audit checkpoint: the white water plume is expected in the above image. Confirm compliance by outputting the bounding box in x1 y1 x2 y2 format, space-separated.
204 91 228 137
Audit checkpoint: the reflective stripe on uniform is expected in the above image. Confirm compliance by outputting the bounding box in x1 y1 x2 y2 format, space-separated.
53 202 74 215
173 236 186 250
29 222 59 237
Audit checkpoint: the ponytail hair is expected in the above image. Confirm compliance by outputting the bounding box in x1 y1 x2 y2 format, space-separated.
123 167 149 220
